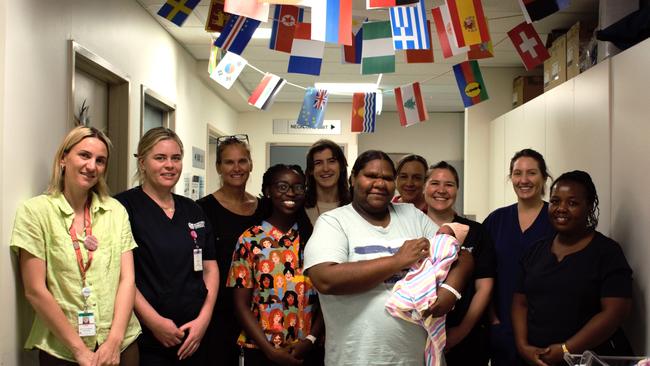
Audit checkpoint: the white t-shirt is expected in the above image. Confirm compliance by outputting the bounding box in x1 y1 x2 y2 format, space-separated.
304 203 439 366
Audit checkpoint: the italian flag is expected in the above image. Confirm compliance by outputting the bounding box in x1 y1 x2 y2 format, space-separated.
394 82 428 126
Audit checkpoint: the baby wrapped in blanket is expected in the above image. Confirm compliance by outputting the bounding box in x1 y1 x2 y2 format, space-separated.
385 223 469 366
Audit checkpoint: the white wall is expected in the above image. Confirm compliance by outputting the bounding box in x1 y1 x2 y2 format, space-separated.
485 61 612 234
236 102 359 197
357 112 464 166
1 0 238 364
464 67 530 221
610 37 650 355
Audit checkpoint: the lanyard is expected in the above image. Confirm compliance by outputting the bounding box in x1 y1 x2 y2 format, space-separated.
69 203 93 284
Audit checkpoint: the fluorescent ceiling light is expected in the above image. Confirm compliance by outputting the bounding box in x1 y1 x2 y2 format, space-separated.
314 83 379 95
212 27 272 40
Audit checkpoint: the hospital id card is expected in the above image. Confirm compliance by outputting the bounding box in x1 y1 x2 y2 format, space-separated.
193 248 203 272
78 311 96 337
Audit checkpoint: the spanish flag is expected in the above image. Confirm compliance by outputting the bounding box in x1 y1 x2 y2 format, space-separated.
446 0 490 47
453 60 489 107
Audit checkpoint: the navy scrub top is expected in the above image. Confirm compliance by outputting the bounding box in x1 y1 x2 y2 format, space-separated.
116 187 216 337
483 202 554 327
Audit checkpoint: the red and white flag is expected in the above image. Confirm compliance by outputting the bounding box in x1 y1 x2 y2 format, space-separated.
394 82 428 127
431 4 468 59
248 73 286 110
507 21 549 70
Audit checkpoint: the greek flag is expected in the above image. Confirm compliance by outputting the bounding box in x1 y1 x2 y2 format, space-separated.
389 0 430 50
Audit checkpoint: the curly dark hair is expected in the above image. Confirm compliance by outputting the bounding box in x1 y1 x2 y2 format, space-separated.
259 164 313 267
305 139 351 208
550 170 600 229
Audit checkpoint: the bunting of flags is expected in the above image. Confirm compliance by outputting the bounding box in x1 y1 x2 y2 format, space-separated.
288 23 325 75
312 0 353 45
224 0 270 22
203 0 558 116
395 82 428 126
205 0 229 32
214 15 260 55
157 0 200 27
269 5 304 53
297 88 329 128
508 21 550 70
248 73 286 110
431 4 468 58
405 21 434 63
210 52 248 89
351 92 377 133
361 21 395 75
453 60 489 107
446 0 491 47
389 0 430 50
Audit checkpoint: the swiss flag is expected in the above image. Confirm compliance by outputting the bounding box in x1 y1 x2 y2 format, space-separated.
507 22 549 70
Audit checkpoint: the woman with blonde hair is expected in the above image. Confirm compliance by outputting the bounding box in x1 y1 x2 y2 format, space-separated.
115 127 218 365
11 126 141 365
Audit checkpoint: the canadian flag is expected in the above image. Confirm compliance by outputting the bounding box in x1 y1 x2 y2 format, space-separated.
507 21 550 70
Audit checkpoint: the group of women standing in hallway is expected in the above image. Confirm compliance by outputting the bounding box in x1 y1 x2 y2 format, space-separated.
10 125 635 366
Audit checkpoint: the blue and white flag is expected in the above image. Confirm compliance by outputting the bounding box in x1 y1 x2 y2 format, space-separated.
288 23 325 76
296 88 328 128
389 0 430 50
214 15 260 55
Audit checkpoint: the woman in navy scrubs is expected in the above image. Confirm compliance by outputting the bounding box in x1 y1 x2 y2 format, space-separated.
196 135 264 365
513 171 632 365
116 127 218 365
483 149 554 366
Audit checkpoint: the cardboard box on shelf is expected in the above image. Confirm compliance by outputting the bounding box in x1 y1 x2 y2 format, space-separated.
544 35 566 92
513 75 544 108
566 21 596 80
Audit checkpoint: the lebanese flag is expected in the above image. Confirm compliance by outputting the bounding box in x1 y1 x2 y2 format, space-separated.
507 21 549 70
248 73 286 110
405 21 434 63
367 0 418 9
312 0 353 45
431 4 468 58
394 82 428 127
269 5 303 53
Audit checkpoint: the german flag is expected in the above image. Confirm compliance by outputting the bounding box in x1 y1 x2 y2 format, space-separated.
453 60 489 107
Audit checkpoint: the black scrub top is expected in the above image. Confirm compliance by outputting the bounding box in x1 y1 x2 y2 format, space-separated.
516 231 633 355
447 214 497 328
116 186 216 328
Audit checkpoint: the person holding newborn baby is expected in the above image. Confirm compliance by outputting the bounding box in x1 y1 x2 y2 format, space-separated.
304 150 474 366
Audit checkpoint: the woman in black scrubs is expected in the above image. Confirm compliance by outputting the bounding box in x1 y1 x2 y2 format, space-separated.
196 135 264 365
116 127 218 365
512 171 633 365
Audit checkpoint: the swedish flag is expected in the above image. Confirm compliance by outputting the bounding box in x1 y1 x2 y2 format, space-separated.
157 0 200 27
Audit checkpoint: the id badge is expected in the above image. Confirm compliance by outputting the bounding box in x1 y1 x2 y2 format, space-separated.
78 311 96 337
193 248 203 272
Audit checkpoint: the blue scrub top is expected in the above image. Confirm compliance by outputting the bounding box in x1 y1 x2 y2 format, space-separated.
483 202 554 327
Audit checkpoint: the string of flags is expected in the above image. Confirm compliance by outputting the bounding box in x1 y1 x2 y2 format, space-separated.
158 0 563 133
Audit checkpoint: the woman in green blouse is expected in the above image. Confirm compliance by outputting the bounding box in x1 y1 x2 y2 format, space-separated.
11 126 141 366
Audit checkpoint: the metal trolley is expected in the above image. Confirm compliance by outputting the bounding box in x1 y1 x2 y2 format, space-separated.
564 351 650 366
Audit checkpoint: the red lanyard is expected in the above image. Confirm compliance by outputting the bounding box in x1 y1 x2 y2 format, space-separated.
69 203 93 283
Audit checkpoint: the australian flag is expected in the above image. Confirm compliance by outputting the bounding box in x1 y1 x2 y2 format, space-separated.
296 88 329 128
